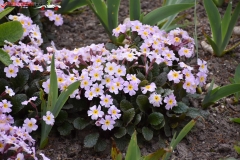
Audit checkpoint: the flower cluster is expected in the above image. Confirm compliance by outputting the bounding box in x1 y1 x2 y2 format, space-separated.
44 10 63 26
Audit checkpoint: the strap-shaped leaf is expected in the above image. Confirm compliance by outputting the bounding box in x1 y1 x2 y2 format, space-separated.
107 0 120 33
58 0 88 14
203 0 222 48
0 7 14 19
129 0 141 21
202 83 240 108
143 3 194 26
204 33 221 56
91 0 108 25
233 64 240 83
47 54 58 110
125 131 141 160
221 2 232 40
221 1 240 52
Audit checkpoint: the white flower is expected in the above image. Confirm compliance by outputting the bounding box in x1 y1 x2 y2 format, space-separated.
23 118 38 133
5 86 15 97
43 111 55 126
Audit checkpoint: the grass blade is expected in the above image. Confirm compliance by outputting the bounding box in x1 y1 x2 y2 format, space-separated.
203 0 222 48
0 7 14 19
221 1 240 52
230 118 240 124
143 3 194 26
129 0 141 21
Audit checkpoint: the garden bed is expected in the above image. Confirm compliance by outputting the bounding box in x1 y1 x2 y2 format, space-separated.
35 0 240 160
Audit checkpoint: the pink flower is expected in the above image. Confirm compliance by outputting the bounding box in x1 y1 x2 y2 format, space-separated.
23 118 38 133
53 14 63 26
168 70 183 83
87 105 104 120
141 82 156 94
0 99 12 113
197 59 208 73
99 115 115 131
4 64 19 78
108 105 121 120
148 93 162 107
164 94 177 110
43 111 55 126
123 81 138 96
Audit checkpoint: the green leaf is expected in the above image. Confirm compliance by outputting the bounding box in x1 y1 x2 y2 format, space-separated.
172 102 189 114
154 72 168 87
221 1 240 53
221 2 232 40
0 7 14 19
107 0 120 35
114 127 127 138
134 113 142 125
142 148 166 160
58 0 88 14
143 3 194 26
114 136 130 151
84 132 99 148
55 110 68 124
138 80 149 88
0 78 9 93
11 94 27 114
202 83 240 108
0 21 23 46
125 131 141 160
234 145 240 154
120 99 133 112
129 0 141 21
123 108 135 126
142 127 153 141
204 32 221 56
136 95 150 112
62 104 74 109
105 42 118 50
203 0 222 49
91 0 108 25
95 138 107 152
73 117 89 130
57 121 73 136
137 71 146 81
163 89 174 97
148 112 164 126
152 63 160 77
11 69 29 88
230 118 240 124
127 124 135 135
186 107 209 119
0 48 11 66
233 64 240 84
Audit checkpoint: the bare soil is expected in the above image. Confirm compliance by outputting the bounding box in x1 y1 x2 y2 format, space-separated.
38 1 240 159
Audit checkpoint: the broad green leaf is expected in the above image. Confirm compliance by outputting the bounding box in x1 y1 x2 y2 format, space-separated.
148 112 164 126
143 4 194 26
134 113 142 125
221 2 232 40
213 0 224 7
138 80 149 88
11 69 29 88
125 131 141 160
203 0 222 49
186 107 209 119
204 28 221 56
0 48 11 66
154 72 168 87
58 0 88 14
114 127 127 138
105 42 118 50
73 117 89 130
142 148 166 160
114 136 130 151
123 108 135 126
0 7 14 19
172 102 189 114
127 124 135 135
230 118 240 124
11 94 28 114
91 0 108 25
137 71 146 81
136 95 149 112
0 21 23 46
55 110 68 124
84 132 99 148
221 1 240 53
120 99 133 112
129 0 141 21
95 138 107 152
107 0 120 36
111 139 123 160
57 121 73 136
47 54 58 111
202 83 240 108
142 127 153 141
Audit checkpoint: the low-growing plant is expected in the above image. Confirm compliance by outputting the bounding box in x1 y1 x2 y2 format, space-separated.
203 0 240 57
202 64 240 108
111 117 198 160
